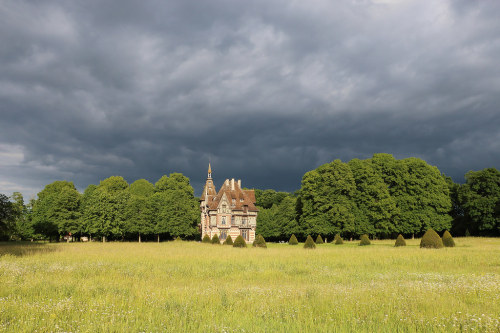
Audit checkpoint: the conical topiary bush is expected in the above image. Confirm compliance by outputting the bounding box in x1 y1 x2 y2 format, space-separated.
394 234 406 247
289 234 298 245
211 234 220 244
202 234 211 243
223 235 233 245
315 235 324 244
175 236 182 241
334 234 343 245
420 229 443 249
442 230 455 247
359 234 371 246
303 235 316 249
252 234 267 248
233 235 247 248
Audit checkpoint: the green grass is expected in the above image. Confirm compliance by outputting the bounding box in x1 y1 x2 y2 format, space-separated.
0 238 499 332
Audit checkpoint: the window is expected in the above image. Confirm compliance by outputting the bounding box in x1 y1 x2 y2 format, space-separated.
231 216 235 225
221 216 226 225
241 230 248 241
220 230 227 241
242 217 248 225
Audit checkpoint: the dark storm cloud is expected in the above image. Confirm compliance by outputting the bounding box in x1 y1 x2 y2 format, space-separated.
1 0 500 198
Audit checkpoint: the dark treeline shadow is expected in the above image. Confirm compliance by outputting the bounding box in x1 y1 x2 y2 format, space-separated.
0 242 59 257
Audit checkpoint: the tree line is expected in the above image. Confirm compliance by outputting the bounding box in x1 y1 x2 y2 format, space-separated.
0 153 499 242
255 154 500 241
0 173 199 242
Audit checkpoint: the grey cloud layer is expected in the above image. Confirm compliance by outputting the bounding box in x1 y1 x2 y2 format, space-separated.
1 0 499 197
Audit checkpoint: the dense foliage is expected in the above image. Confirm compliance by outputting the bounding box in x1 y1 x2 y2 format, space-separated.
420 229 444 249
202 234 211 243
303 235 316 249
252 234 267 248
442 230 455 247
359 234 371 246
211 234 220 244
233 235 247 248
2 156 499 242
394 234 406 247
315 235 324 244
223 235 233 245
288 234 298 245
334 234 343 245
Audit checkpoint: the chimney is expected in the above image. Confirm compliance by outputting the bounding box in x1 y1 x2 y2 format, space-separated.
238 179 241 188
231 178 235 190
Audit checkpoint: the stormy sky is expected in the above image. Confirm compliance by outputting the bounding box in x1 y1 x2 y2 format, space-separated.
1 0 500 199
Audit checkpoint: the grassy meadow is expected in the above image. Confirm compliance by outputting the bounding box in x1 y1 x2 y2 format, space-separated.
0 238 499 332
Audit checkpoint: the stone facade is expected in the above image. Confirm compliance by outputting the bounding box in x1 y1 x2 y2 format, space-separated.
199 164 258 243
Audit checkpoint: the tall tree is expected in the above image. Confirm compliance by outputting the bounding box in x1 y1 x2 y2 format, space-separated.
299 160 356 239
31 181 81 241
153 173 199 240
86 176 130 241
348 158 398 237
0 193 16 240
458 168 500 235
125 179 155 242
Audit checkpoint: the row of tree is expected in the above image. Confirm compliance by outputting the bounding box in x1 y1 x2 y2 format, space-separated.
0 154 499 242
0 174 199 241
255 154 500 240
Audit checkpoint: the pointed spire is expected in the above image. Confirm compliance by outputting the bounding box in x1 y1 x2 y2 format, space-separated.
208 163 212 178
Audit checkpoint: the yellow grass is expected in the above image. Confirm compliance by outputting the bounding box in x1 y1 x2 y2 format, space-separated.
0 238 499 332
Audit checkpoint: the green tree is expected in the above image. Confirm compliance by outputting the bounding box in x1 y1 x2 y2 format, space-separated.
458 168 500 236
129 179 155 197
202 234 211 243
252 234 267 248
420 229 443 249
442 230 455 247
359 234 371 246
394 234 406 247
10 192 34 240
152 173 199 240
303 235 316 249
233 235 247 248
211 234 220 244
85 177 130 242
223 235 233 245
0 194 16 240
334 233 343 245
315 234 323 244
348 158 398 238
299 160 356 239
32 181 81 241
125 194 154 242
371 154 452 235
289 234 298 245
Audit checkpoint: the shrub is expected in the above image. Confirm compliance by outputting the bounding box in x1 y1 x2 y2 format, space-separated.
253 234 267 248
223 235 233 245
442 230 456 247
420 229 443 249
233 235 247 248
175 236 182 242
303 235 316 249
202 234 211 243
334 234 343 245
315 235 324 244
394 234 406 247
359 234 371 246
211 234 220 244
465 229 471 237
289 234 298 245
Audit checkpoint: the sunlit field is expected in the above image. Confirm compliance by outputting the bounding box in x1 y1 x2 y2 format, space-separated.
1 238 499 332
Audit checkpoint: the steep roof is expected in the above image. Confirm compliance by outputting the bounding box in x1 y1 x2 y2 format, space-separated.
207 179 258 212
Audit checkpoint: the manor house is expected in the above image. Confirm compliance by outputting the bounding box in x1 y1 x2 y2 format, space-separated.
199 164 258 243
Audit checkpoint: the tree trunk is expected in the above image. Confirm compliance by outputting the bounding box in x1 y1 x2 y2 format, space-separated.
157 234 160 243
138 233 141 243
102 236 106 242
412 233 415 240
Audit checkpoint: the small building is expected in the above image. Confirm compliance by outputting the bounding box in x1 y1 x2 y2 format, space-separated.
199 164 258 243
